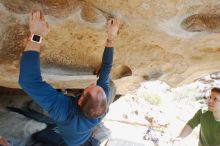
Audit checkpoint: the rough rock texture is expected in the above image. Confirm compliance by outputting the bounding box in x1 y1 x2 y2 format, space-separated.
1 0 220 93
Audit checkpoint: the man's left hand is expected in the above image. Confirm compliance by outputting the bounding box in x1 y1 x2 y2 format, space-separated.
29 11 49 38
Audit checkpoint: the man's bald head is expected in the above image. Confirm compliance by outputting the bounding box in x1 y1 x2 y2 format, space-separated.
78 84 107 119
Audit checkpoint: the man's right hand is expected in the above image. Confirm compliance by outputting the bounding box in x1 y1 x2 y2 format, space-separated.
107 18 120 41
29 11 49 38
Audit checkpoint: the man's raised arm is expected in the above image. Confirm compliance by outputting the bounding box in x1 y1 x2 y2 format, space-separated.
19 11 75 122
97 18 120 104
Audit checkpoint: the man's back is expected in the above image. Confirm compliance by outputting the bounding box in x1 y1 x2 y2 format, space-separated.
18 11 119 146
19 47 113 146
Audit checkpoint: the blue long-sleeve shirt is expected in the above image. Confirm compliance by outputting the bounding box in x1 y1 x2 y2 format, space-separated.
19 47 114 146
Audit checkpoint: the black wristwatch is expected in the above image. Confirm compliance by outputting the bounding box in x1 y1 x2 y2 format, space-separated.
31 34 42 44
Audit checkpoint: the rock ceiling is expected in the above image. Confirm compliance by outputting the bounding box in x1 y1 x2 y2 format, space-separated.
1 0 220 94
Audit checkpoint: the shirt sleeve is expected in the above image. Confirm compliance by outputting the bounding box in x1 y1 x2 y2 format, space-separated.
19 51 76 123
97 47 114 104
187 109 202 129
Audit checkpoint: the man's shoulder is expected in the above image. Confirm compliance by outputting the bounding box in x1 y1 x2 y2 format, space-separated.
198 108 212 118
193 108 209 118
201 107 209 114
199 108 213 120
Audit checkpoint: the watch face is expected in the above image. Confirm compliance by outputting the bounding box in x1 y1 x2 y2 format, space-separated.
33 35 41 42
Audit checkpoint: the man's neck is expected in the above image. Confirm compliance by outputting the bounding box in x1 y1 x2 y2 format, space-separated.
213 111 220 121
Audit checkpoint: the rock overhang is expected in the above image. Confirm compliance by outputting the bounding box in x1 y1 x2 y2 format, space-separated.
1 0 220 94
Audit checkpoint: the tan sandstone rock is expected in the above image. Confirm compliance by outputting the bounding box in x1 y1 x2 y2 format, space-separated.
1 0 220 94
